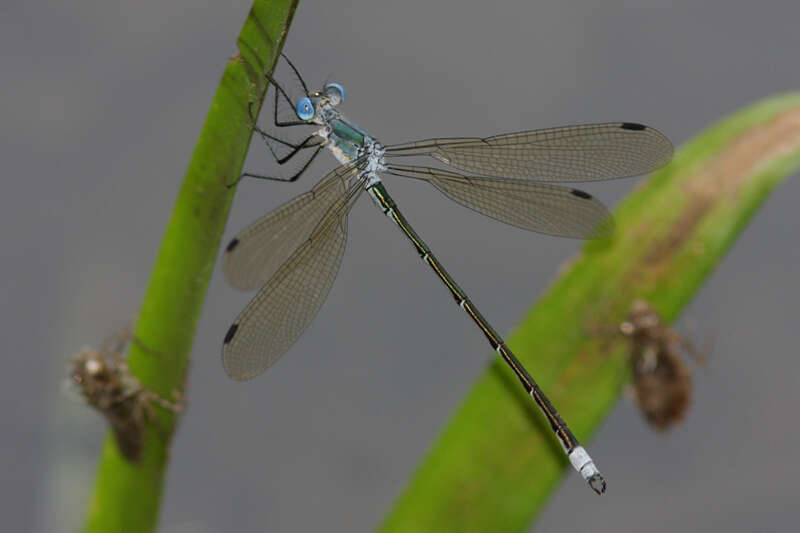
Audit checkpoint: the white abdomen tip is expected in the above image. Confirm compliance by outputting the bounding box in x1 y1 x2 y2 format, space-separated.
568 446 606 495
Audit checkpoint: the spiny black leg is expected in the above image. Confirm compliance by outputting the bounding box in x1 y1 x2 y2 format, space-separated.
281 53 309 95
254 127 323 163
265 73 309 127
235 53 320 188
230 144 324 187
272 134 324 165
248 100 284 162
247 72 308 129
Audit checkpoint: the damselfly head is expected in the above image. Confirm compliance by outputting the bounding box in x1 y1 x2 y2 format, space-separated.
295 83 345 121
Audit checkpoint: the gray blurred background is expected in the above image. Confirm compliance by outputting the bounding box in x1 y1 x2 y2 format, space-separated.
2 0 799 531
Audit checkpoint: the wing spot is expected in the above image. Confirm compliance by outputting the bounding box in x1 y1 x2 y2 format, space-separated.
570 189 593 200
223 324 239 344
620 122 646 131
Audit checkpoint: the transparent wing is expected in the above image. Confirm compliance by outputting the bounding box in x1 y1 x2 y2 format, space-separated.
222 175 367 381
384 122 672 182
387 164 613 238
224 159 364 290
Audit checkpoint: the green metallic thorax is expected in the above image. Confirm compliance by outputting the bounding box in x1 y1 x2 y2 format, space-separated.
328 117 372 161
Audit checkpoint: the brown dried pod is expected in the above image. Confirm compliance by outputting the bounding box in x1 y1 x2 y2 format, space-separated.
69 330 183 461
619 300 705 431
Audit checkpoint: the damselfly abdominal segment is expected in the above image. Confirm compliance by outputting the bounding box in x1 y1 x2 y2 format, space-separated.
222 55 673 494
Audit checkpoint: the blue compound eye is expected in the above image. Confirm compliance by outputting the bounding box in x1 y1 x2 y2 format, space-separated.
323 83 345 106
296 97 314 120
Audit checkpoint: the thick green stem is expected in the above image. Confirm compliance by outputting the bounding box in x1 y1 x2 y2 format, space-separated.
380 93 800 532
84 2 299 532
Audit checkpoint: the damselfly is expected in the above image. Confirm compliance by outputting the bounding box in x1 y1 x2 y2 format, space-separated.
222 55 673 493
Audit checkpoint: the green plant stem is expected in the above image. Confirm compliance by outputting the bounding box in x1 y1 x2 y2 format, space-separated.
380 93 800 532
84 2 299 532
